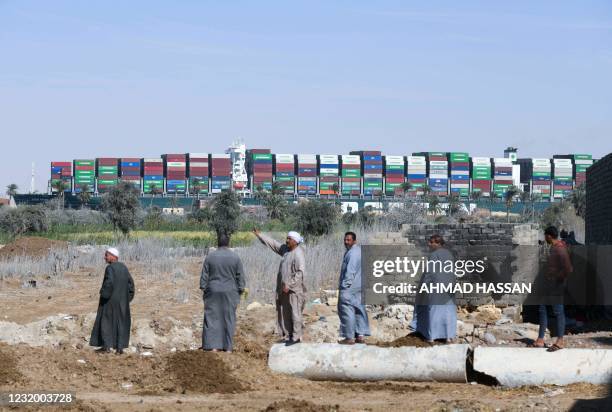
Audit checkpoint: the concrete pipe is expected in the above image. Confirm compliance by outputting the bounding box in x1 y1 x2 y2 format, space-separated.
473 347 612 387
268 343 469 383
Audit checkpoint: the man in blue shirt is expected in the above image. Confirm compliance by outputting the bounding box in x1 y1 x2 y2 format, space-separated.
338 232 370 344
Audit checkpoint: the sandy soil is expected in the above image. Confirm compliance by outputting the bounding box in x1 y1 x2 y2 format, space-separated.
0 254 611 411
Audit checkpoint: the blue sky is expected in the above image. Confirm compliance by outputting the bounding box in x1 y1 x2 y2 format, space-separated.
1 0 611 193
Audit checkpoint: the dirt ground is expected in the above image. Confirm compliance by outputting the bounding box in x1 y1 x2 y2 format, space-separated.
0 253 611 411
0 237 68 260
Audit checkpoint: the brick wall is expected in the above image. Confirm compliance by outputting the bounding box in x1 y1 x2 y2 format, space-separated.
585 153 612 245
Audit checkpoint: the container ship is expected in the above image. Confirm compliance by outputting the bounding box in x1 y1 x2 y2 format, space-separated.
49 146 595 201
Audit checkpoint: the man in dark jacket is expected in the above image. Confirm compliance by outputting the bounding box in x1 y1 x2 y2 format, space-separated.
90 247 135 354
200 233 247 352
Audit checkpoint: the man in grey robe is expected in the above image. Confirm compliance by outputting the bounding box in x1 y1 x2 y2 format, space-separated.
338 231 370 344
200 233 246 352
253 229 306 344
90 247 135 354
415 234 457 342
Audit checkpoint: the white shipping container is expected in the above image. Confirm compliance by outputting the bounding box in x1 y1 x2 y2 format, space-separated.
341 155 361 164
189 162 209 167
319 154 339 163
451 170 470 176
275 154 295 163
407 156 426 165
167 162 186 167
494 158 513 166
385 155 405 165
319 168 339 174
212 154 230 159
471 157 491 166
364 173 383 178
429 161 448 167
144 158 163 163
189 153 209 159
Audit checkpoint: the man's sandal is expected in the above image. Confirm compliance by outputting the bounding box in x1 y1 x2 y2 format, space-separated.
547 343 564 352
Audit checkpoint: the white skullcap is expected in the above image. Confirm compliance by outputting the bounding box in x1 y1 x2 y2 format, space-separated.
287 231 304 244
106 247 119 258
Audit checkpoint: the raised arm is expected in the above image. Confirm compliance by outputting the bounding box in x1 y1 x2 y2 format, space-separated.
253 229 284 256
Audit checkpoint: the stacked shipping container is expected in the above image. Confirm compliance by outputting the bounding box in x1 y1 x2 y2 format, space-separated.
188 153 209 195
384 156 405 196
211 154 232 193
297 154 317 195
552 158 573 198
352 151 383 196
471 157 491 196
531 158 551 199
274 154 295 195
449 152 470 197
120 158 141 190
318 154 339 195
341 155 361 196
493 158 513 196
164 154 187 195
50 162 72 193
418 152 448 196
406 155 427 194
248 149 273 191
143 158 164 194
96 158 119 193
573 154 593 187
73 159 95 193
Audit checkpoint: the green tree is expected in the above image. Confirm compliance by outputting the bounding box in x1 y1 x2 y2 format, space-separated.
471 190 482 204
190 178 203 197
255 182 289 221
211 190 241 237
0 205 48 237
6 184 18 203
504 185 520 223
570 184 586 218
427 195 441 217
447 193 462 217
77 183 92 208
400 181 412 198
294 199 340 238
52 180 69 209
331 183 340 196
101 182 141 235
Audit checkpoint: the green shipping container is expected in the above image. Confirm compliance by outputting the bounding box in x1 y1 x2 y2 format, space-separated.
342 169 361 177
450 153 469 162
74 160 95 166
573 154 592 160
275 176 294 182
253 153 272 160
98 179 118 185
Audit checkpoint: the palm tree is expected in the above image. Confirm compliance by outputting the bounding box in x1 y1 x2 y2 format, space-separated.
190 178 202 198
331 183 339 197
471 189 482 205
149 183 161 207
271 181 285 196
6 183 18 203
77 183 92 208
52 180 68 209
427 193 441 217
504 185 520 223
400 181 412 198
447 193 462 217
